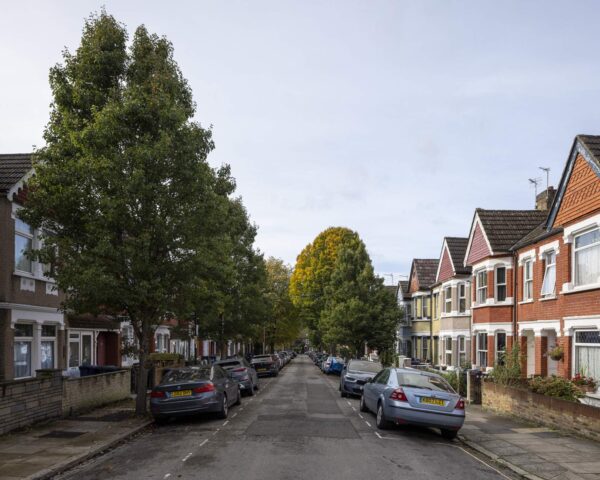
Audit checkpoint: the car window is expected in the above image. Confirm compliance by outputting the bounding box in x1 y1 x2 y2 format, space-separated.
376 369 390 384
371 370 385 384
348 360 382 373
397 372 455 393
216 361 241 369
212 366 225 379
161 368 210 383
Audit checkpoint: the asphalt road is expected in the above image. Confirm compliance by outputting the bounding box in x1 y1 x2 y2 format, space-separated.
57 356 518 480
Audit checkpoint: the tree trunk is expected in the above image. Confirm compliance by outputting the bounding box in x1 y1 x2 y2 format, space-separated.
135 322 150 416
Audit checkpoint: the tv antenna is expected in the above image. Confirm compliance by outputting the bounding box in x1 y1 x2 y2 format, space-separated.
539 167 551 191
528 177 541 198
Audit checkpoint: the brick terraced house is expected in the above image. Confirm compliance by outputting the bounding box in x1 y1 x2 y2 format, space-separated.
512 135 600 381
408 258 439 362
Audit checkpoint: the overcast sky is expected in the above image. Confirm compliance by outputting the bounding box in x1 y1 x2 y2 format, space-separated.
2 1 600 282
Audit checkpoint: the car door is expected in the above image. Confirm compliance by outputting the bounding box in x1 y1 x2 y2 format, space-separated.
244 359 257 385
373 369 391 402
365 370 385 409
211 366 225 404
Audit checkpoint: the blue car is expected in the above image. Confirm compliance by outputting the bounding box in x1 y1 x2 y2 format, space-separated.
324 356 345 375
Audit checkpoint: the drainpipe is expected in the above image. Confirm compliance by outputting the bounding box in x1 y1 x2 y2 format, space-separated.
512 250 518 354
429 290 434 364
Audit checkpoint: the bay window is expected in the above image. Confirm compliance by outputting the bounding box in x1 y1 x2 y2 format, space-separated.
444 337 452 365
476 270 487 304
14 323 33 378
458 283 466 313
541 251 556 297
15 218 33 273
523 260 533 301
495 266 506 301
574 228 600 287
477 332 488 367
496 332 506 365
40 325 56 369
458 336 466 366
444 286 452 313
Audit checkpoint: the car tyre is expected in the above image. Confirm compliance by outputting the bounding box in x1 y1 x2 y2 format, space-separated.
376 402 391 430
441 429 458 440
359 394 369 412
235 388 242 406
217 393 228 419
247 382 255 396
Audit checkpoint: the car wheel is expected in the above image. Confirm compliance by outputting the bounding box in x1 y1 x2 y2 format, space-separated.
360 394 369 412
441 429 458 440
254 382 259 391
247 383 255 396
235 388 242 406
217 393 228 419
153 415 168 425
376 402 390 430
340 384 347 397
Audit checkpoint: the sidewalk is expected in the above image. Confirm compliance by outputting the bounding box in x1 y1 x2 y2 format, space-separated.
462 405 600 480
0 400 152 480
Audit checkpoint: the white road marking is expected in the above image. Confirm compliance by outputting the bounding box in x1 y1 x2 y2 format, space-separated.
358 414 364 419
351 407 356 411
375 432 383 439
164 474 171 479
199 439 208 447
239 407 244 411
346 401 352 406
365 421 372 427
182 453 192 462
212 429 220 436
222 420 229 426
232 413 238 418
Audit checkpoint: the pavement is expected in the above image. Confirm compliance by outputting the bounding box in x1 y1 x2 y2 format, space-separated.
461 405 600 480
0 400 152 480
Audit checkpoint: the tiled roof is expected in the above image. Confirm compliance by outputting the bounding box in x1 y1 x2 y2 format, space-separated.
445 237 471 275
511 224 563 251
68 313 120 331
398 280 410 299
477 209 548 253
0 153 32 193
413 259 439 289
384 284 399 298
578 135 600 167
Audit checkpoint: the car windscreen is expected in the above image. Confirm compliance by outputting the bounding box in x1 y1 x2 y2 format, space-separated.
216 361 241 369
161 369 210 383
251 356 271 361
397 372 455 393
348 361 382 373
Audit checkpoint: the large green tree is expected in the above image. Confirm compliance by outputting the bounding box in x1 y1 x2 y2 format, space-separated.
289 227 360 347
21 12 247 414
320 237 399 359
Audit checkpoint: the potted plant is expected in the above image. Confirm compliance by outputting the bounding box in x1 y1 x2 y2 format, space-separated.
572 373 597 394
548 345 564 361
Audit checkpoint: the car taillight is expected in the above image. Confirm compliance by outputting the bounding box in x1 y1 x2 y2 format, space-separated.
150 390 166 398
456 398 465 410
390 388 408 401
193 383 216 393
232 367 246 372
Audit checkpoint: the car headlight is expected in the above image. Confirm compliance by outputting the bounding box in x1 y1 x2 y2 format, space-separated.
344 376 357 382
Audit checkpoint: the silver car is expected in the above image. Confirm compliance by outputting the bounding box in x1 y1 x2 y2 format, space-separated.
360 368 465 439
150 366 241 423
214 357 258 396
340 359 382 397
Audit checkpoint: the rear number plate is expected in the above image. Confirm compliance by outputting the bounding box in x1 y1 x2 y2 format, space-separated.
257 368 267 372
171 390 192 398
421 397 444 406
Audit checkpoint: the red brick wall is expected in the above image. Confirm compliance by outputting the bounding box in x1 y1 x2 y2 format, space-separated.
437 247 454 283
472 305 513 324
555 154 600 227
466 222 492 265
409 270 419 294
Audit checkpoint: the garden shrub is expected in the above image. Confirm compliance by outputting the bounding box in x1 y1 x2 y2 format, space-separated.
528 375 584 401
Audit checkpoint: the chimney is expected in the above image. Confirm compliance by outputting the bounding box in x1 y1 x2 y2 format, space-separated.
536 186 556 211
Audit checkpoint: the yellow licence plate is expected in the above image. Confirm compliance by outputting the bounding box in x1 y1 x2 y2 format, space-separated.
171 390 192 398
421 397 445 406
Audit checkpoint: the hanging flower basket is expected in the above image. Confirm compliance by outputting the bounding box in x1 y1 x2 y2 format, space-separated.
548 345 564 361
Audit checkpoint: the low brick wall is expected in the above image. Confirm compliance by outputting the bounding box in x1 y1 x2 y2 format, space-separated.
0 369 63 435
483 381 600 441
63 369 131 416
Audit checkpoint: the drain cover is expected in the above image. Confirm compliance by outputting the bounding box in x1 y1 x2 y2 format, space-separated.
39 430 86 439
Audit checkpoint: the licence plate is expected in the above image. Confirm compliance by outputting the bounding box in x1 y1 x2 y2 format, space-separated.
171 390 192 398
257 368 267 372
421 397 444 406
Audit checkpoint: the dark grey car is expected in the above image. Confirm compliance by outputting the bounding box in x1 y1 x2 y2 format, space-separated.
150 366 241 423
214 358 258 396
340 359 383 397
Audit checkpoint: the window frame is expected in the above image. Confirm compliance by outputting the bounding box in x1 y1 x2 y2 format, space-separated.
495 266 507 302
458 283 467 313
15 217 34 274
495 332 507 365
444 286 452 314
13 323 33 379
477 332 488 368
476 270 488 305
541 250 557 297
40 324 56 370
573 228 600 287
444 337 452 365
458 336 466 366
523 259 533 301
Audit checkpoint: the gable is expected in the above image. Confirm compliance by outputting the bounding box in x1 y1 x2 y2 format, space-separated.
554 153 600 227
466 222 492 266
437 246 454 283
409 268 419 294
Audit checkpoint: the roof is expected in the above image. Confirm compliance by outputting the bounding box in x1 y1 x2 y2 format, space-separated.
445 237 471 275
476 209 548 253
398 280 410 299
578 135 600 166
68 313 120 331
0 154 32 193
384 284 399 299
413 259 439 289
511 223 563 251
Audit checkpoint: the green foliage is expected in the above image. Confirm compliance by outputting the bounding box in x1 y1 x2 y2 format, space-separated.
148 352 183 363
440 371 466 395
529 375 584 402
489 344 522 387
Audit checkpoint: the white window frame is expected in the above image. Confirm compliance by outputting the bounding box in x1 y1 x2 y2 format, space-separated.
523 259 533 301
422 296 429 319
477 332 488 367
541 250 556 297
458 336 466 366
444 337 452 365
14 323 33 379
573 228 600 287
495 332 507 364
68 331 95 368
40 324 56 370
476 270 487 305
15 217 34 274
444 287 452 314
495 266 507 302
573 330 600 381
458 283 467 313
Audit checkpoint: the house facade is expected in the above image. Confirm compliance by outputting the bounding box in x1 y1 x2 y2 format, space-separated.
0 154 66 381
464 208 547 370
513 135 600 381
408 259 438 362
396 280 412 356
435 237 472 369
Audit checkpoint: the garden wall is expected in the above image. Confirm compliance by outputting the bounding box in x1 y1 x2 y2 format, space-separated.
483 381 600 441
63 369 131 416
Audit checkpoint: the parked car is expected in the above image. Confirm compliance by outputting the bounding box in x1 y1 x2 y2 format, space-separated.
324 357 345 375
277 351 289 366
251 354 279 377
214 357 258 396
360 367 465 439
150 366 241 423
340 359 383 397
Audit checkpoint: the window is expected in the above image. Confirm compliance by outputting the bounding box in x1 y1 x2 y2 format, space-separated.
476 270 487 304
69 333 80 368
458 336 466 367
14 324 33 378
574 330 600 383
458 283 467 313
15 218 33 273
541 251 556 297
422 338 429 361
444 337 452 365
477 332 488 367
574 229 600 287
415 297 422 319
69 332 93 367
523 260 533 300
41 325 56 369
495 267 506 301
432 293 439 318
496 332 506 365
422 297 429 318
444 286 452 314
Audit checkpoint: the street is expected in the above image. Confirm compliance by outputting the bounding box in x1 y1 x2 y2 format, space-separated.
57 356 515 480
